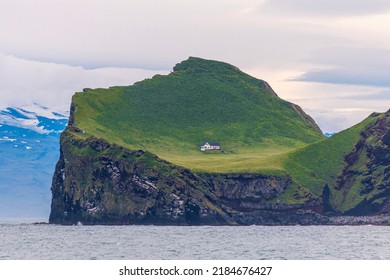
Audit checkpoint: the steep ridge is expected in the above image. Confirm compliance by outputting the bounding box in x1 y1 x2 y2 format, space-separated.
285 110 390 215
333 110 390 214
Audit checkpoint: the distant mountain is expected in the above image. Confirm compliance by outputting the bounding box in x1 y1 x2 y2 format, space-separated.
0 105 67 218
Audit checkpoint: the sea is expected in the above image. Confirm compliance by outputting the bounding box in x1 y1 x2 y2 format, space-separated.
1 220 390 260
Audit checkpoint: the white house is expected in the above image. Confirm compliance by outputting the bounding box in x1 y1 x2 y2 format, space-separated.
200 141 221 151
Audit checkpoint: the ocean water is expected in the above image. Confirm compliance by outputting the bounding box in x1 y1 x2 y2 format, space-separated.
1 221 390 260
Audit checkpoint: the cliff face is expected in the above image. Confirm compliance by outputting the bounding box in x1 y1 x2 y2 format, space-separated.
50 130 326 225
49 131 233 225
333 110 390 215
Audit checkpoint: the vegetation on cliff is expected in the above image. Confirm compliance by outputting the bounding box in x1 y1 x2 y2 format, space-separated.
284 111 390 214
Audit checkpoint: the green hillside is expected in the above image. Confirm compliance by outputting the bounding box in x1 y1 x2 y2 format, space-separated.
70 57 324 173
284 114 380 197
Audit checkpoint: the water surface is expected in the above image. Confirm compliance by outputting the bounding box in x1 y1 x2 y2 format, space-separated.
1 222 389 259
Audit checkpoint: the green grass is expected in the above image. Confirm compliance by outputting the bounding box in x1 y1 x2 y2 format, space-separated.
160 146 293 174
71 57 324 173
284 113 380 196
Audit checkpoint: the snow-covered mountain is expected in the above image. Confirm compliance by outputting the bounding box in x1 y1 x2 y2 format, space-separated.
0 105 68 218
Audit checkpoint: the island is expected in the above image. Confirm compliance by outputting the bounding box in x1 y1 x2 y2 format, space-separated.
49 57 390 225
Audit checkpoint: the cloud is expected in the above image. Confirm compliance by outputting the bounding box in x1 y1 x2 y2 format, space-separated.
0 53 168 112
0 0 351 71
260 0 390 17
293 47 390 87
273 80 390 133
301 47 390 69
1 0 256 69
342 91 390 100
305 109 374 133
295 67 390 87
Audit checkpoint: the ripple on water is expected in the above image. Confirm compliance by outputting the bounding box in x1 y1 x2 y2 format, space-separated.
1 224 390 259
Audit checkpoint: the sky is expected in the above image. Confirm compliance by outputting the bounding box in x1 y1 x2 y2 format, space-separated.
1 0 390 132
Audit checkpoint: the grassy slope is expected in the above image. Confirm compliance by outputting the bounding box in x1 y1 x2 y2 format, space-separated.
71 57 324 173
284 114 380 197
331 113 389 212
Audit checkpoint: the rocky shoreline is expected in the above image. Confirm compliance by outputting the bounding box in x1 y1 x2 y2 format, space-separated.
47 215 390 226
327 215 390 225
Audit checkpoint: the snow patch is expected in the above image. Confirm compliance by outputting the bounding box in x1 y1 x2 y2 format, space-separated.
0 114 50 134
0 137 17 142
0 105 67 134
21 103 69 120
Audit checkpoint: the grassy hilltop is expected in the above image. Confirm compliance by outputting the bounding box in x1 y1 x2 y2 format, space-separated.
71 57 324 173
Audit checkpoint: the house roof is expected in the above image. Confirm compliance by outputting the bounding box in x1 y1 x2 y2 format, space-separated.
201 141 220 146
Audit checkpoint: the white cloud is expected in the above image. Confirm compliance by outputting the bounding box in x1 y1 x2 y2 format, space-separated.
342 91 390 100
260 0 390 17
0 0 261 69
275 81 389 132
296 67 390 87
292 47 390 87
0 53 167 112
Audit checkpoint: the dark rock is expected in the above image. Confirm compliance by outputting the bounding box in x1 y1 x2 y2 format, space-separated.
383 131 390 146
88 137 110 152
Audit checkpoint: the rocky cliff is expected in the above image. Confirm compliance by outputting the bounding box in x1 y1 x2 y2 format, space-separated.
49 130 232 225
333 110 390 215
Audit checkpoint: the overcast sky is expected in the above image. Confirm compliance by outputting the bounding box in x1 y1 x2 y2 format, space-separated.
1 0 390 132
